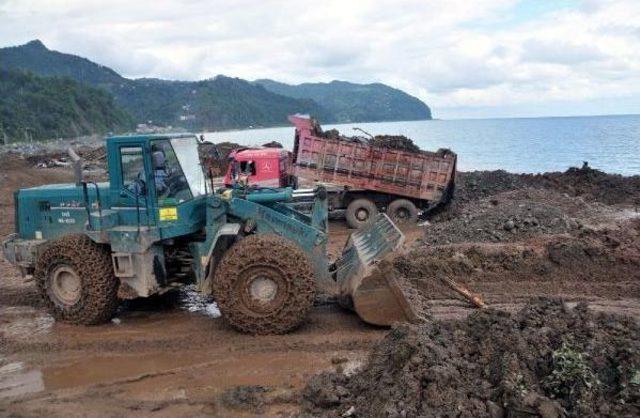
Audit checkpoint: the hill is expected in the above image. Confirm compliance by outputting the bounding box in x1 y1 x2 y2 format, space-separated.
0 41 331 130
0 40 125 86
111 76 333 130
255 79 432 122
0 40 432 131
0 69 134 142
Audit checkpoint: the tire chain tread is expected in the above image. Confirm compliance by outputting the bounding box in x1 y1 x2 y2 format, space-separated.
212 234 316 334
34 234 119 325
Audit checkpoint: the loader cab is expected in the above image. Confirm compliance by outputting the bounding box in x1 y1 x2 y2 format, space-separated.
223 148 293 188
106 134 208 238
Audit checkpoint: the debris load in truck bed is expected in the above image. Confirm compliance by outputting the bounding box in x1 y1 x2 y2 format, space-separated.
302 299 640 418
369 135 420 153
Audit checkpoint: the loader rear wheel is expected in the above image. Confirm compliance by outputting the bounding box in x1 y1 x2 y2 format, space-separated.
34 234 119 325
346 198 378 229
387 199 419 225
212 234 315 334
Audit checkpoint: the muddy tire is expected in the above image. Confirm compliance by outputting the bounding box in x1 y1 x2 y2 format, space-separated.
387 199 419 225
212 234 315 334
346 198 378 229
34 234 119 325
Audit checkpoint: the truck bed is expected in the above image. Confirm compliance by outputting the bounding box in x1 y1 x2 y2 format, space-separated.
289 115 456 204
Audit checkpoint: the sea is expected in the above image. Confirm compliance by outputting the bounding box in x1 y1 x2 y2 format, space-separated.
202 114 640 176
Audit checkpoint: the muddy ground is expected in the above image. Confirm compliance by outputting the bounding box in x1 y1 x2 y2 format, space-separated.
0 152 639 417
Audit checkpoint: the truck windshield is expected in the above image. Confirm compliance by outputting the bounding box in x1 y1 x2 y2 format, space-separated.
150 137 207 204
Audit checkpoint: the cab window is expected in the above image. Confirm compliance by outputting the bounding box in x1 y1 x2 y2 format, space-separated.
151 140 192 204
120 146 145 194
239 161 256 176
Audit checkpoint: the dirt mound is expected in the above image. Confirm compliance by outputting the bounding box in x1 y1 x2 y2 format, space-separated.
456 166 640 207
302 299 640 418
455 170 529 203
523 166 640 206
424 188 611 245
400 218 640 301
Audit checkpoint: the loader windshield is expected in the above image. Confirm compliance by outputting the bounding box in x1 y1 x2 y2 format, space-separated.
150 137 207 204
170 137 207 197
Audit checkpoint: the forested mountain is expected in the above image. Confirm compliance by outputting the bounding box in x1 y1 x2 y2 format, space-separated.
0 40 124 86
108 75 332 129
0 40 432 137
0 69 134 141
255 79 432 122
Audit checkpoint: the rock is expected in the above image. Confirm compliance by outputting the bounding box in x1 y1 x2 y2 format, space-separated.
341 405 356 417
503 220 515 231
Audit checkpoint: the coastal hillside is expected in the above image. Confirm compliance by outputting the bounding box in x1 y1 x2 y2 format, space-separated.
255 79 432 122
0 69 134 141
0 41 431 131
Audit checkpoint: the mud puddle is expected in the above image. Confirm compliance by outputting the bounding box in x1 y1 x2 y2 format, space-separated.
0 349 365 400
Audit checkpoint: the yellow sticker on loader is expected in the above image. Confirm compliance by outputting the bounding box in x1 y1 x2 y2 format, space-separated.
159 207 178 221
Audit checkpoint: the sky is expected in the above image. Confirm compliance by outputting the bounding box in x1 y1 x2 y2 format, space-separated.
1 0 639 119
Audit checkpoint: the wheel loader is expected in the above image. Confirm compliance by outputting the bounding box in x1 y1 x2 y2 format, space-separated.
2 134 418 334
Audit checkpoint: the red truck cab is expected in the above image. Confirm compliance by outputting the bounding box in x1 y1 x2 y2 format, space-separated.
223 148 293 188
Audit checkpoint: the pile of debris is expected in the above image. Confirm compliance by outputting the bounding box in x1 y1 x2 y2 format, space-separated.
455 166 640 207
199 141 242 177
424 188 612 245
303 299 640 418
521 166 640 206
369 135 420 153
311 119 424 153
22 144 108 170
397 218 640 299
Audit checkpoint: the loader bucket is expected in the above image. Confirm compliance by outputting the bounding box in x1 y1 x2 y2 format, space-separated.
334 214 420 326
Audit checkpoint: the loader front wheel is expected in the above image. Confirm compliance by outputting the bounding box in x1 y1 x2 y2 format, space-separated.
212 234 315 334
35 235 119 325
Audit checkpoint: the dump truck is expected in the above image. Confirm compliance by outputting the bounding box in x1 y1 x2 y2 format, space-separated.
220 115 457 228
2 133 418 334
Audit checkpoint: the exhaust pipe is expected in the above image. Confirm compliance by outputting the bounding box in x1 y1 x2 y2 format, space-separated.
68 147 83 186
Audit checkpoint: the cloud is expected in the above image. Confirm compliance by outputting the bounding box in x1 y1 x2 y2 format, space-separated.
0 0 639 118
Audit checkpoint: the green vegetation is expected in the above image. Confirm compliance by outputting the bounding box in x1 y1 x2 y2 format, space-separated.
110 76 332 130
0 69 134 142
255 79 432 122
0 40 433 136
543 342 600 403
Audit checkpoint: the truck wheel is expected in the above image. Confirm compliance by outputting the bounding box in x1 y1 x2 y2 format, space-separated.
387 199 419 225
346 198 378 229
34 235 119 325
212 234 315 334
